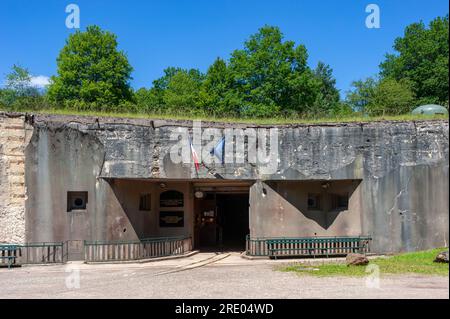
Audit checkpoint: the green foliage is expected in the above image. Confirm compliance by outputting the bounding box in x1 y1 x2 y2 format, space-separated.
346 77 416 116
47 25 133 110
200 58 242 116
367 78 416 116
163 68 205 114
311 62 341 117
5 65 39 97
135 87 161 114
137 25 332 118
345 15 449 115
0 65 46 110
379 15 449 105
2 25 344 119
6 16 447 120
329 102 355 118
229 25 320 117
345 77 378 113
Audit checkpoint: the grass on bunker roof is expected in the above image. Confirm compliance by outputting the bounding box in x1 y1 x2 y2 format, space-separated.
1 107 448 125
279 248 449 277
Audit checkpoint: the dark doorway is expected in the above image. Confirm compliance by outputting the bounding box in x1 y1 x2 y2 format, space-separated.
194 193 249 251
217 193 249 250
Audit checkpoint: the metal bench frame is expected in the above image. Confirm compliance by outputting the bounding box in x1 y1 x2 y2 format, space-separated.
266 236 372 259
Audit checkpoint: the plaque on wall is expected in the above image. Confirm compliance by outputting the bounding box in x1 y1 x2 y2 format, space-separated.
160 211 184 227
160 190 184 208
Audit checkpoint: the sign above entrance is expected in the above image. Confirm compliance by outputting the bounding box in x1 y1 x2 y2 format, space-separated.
160 190 184 208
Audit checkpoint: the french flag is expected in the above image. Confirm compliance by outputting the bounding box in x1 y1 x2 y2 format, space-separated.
189 139 200 172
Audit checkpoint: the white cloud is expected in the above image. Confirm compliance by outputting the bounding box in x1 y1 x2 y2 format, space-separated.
30 75 50 88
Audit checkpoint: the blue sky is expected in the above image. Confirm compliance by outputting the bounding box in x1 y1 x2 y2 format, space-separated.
0 0 448 97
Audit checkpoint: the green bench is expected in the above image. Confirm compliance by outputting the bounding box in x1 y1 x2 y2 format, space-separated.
266 236 371 259
0 245 20 269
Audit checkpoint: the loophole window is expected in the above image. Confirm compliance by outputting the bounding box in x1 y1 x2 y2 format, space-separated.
67 191 88 212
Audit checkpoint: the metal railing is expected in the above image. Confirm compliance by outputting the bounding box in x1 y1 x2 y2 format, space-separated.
84 236 192 262
0 242 66 266
246 235 372 258
21 242 66 264
1 237 193 266
0 244 20 268
246 235 270 256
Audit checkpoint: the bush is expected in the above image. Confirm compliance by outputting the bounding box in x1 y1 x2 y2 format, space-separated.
366 78 416 116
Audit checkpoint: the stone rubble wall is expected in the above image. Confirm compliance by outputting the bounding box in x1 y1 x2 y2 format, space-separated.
0 114 32 243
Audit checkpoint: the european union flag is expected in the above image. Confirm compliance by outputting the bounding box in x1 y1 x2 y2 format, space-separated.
210 137 225 164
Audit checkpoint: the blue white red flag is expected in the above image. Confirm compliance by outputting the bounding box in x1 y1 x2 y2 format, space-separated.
210 137 225 164
189 139 200 172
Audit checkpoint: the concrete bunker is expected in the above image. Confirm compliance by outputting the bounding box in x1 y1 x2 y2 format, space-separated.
0 113 448 261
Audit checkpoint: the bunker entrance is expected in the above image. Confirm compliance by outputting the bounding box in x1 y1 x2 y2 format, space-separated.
194 184 251 251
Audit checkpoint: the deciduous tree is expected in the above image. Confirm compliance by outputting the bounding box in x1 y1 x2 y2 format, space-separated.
47 25 133 110
379 15 449 105
229 25 322 117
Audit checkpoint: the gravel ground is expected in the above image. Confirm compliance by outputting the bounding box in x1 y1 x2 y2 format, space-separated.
0 253 448 299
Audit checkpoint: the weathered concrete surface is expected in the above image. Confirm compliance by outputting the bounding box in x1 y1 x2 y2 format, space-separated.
22 117 194 243
24 113 448 182
250 180 363 238
24 123 107 243
1 112 448 253
0 114 32 243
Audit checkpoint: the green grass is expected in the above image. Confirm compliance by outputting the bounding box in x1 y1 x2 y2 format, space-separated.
1 107 448 125
280 248 449 277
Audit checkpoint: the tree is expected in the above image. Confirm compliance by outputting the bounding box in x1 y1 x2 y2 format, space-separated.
345 77 415 116
379 15 449 105
345 77 378 114
134 87 161 114
47 25 133 110
312 62 341 116
200 58 242 116
0 65 43 109
367 78 416 116
5 65 39 97
138 25 339 118
152 67 184 92
228 25 322 117
162 68 205 114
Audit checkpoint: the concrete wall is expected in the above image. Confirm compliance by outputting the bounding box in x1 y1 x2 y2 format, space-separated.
0 113 448 253
22 120 193 242
361 164 449 252
250 180 362 238
24 124 107 243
